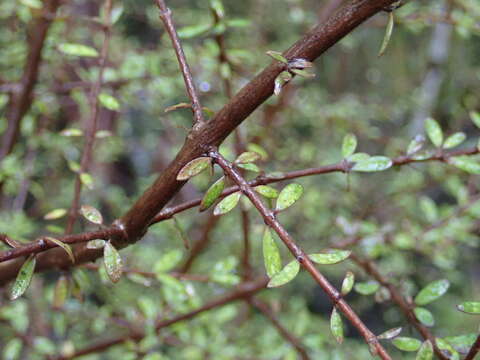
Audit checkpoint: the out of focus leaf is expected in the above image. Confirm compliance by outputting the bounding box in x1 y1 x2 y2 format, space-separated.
425 118 443 147
416 340 433 360
342 133 357 158
414 307 435 327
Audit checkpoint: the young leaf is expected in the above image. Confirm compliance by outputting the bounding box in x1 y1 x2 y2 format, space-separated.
330 308 344 344
457 301 480 314
354 281 380 295
416 340 433 360
213 192 241 216
86 239 106 249
98 93 120 111
276 183 303 211
425 118 443 147
45 237 75 264
274 71 292 96
200 176 225 211
254 185 279 199
10 255 36 300
288 58 313 69
309 250 351 265
414 307 435 327
267 260 300 288
234 151 261 164
470 111 480 128
44 208 67 220
378 12 394 57
414 279 450 306
449 156 480 174
262 228 282 278
103 241 123 283
348 152 370 162
352 156 392 172
407 135 425 155
177 157 212 180
443 132 466 149
392 337 422 352
58 43 99 57
79 172 94 189
342 133 357 158
377 327 402 340
341 271 355 296
53 275 69 309
266 50 288 64
80 205 103 225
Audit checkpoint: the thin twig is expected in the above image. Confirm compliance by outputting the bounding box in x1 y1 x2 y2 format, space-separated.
349 253 449 360
209 149 392 360
65 0 113 234
155 0 205 125
464 334 480 360
249 297 311 360
52 276 268 359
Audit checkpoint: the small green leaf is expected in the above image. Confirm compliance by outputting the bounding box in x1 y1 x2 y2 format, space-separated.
416 340 433 360
178 23 211 38
95 130 112 138
457 301 480 314
276 183 303 211
53 275 69 309
352 156 392 172
342 133 357 158
80 205 103 225
378 12 394 57
392 337 422 352
177 157 212 180
237 163 260 172
10 255 36 300
414 307 435 327
414 279 450 306
341 271 355 296
58 43 99 57
103 241 123 283
419 196 438 222
98 93 120 111
235 151 261 164
200 176 225 211
254 185 279 199
86 239 106 249
470 111 480 128
44 208 67 220
330 308 344 344
407 135 425 155
267 260 300 288
154 249 183 273
436 338 459 360
79 172 94 189
213 191 241 216
274 71 292 96
443 132 466 149
348 152 370 162
377 327 402 340
425 118 443 147
45 237 75 264
449 156 480 174
266 50 288 64
262 228 282 278
60 128 83 137
309 250 351 265
354 281 380 295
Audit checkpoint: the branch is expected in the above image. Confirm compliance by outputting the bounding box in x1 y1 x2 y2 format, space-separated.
464 334 480 360
0 0 407 283
249 297 311 360
52 276 268 359
209 149 392 360
65 0 113 234
0 0 61 162
349 254 449 360
155 0 205 125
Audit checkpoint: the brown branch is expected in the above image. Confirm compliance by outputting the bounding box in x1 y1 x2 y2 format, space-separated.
249 297 311 360
52 276 268 359
209 150 392 360
349 254 449 360
0 144 478 277
0 0 408 284
464 334 480 360
0 0 61 162
65 0 113 234
155 0 205 125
